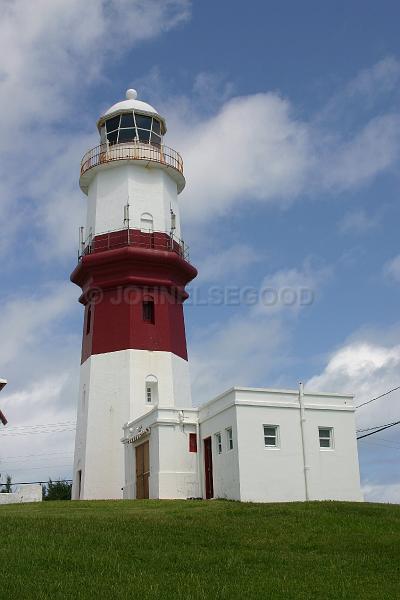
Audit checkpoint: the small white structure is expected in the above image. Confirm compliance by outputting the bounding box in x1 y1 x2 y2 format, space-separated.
0 484 42 505
122 386 363 502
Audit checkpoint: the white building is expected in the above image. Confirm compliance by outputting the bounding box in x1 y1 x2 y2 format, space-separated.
122 386 362 502
71 89 362 503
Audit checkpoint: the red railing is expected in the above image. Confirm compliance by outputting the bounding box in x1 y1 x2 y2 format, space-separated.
80 228 190 262
80 142 184 178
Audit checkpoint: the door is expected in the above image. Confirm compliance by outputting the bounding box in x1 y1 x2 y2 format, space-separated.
204 437 214 499
136 441 150 499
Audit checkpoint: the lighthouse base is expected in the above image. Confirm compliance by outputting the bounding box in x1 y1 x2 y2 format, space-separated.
72 348 192 500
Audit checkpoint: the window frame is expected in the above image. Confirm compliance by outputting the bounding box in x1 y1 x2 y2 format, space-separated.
86 304 92 335
318 427 334 450
215 432 222 455
104 112 163 146
146 386 153 404
263 424 280 449
226 427 233 451
142 299 155 324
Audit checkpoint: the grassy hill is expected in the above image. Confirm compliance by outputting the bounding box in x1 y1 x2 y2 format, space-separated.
1 500 400 599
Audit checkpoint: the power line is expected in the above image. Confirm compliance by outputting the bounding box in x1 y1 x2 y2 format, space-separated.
1 463 73 472
357 420 400 433
0 427 76 437
0 480 73 486
357 419 400 440
0 450 74 460
356 385 400 409
1 420 76 431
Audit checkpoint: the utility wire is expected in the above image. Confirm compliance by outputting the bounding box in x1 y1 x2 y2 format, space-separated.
1 427 76 437
357 419 400 440
2 420 76 431
356 385 400 409
357 420 400 433
0 450 73 460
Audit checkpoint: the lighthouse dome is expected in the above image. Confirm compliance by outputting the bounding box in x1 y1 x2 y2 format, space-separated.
97 89 167 145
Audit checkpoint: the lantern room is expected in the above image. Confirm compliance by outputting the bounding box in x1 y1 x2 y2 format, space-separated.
97 88 166 146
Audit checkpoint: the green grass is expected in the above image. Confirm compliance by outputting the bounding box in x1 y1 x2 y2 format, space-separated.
1 500 400 599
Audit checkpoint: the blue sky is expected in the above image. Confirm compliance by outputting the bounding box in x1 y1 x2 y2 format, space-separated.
0 0 400 501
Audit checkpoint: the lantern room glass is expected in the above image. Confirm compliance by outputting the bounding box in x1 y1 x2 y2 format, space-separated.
104 112 162 147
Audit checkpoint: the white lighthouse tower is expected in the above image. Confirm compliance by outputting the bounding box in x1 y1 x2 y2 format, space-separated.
71 89 197 500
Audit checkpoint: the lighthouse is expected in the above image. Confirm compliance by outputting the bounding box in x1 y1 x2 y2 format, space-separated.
71 89 197 500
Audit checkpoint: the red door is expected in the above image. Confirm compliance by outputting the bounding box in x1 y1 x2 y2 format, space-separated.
204 437 214 499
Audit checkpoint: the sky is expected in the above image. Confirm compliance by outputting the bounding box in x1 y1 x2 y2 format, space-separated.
0 0 399 502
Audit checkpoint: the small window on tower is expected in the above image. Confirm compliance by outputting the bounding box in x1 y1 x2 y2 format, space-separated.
143 299 155 324
86 305 92 335
145 375 158 405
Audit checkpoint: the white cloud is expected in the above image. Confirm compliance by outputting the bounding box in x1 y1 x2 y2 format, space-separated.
190 260 329 404
177 93 314 222
345 56 400 100
307 338 400 430
320 56 400 119
253 261 330 316
0 0 190 132
0 0 191 262
197 243 261 284
190 315 288 406
306 330 400 503
339 208 379 235
0 282 81 483
362 482 400 504
157 66 400 227
319 114 400 191
384 255 400 283
0 283 76 368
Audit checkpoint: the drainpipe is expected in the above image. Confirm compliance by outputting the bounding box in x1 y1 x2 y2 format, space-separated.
298 382 310 501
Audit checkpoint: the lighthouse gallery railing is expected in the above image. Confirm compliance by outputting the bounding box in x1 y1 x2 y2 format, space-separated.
80 142 184 177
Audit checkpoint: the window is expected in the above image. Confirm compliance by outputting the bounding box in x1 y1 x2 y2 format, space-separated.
86 305 92 335
145 375 158 405
215 432 222 454
226 427 233 451
120 112 135 128
146 386 152 403
143 299 155 324
118 128 135 143
106 115 120 132
140 212 154 232
319 427 333 449
135 115 152 130
189 433 197 453
264 425 279 448
104 112 163 146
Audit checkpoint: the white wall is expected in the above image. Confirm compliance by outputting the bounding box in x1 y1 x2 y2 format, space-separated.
86 162 182 238
198 387 362 503
199 403 241 501
0 484 42 504
72 349 192 500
